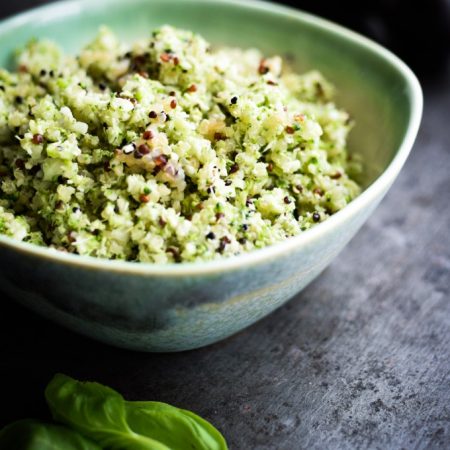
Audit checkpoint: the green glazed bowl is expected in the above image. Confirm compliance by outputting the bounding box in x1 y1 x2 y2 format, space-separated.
0 0 422 351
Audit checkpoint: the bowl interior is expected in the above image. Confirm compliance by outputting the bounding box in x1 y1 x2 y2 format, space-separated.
0 0 416 190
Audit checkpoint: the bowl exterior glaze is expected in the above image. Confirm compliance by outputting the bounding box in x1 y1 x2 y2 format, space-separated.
0 0 422 351
0 200 376 352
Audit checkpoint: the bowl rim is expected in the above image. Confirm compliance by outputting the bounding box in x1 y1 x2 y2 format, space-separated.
0 0 423 276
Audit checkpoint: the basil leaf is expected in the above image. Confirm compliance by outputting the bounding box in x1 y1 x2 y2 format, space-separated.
45 374 169 450
126 401 228 450
0 419 102 450
45 374 228 450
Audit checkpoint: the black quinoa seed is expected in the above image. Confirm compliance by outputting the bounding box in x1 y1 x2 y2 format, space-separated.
313 212 320 222
15 159 25 170
149 110 157 119
15 96 23 104
167 246 181 262
29 165 40 176
229 163 239 174
230 96 238 105
214 132 226 141
39 69 47 76
206 232 216 240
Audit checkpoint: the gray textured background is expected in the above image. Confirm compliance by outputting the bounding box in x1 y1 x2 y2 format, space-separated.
0 1 449 449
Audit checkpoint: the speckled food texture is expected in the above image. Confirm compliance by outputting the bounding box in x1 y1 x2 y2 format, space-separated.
0 24 360 263
0 2 449 450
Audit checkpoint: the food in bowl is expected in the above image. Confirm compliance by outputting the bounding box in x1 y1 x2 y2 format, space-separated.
0 25 361 263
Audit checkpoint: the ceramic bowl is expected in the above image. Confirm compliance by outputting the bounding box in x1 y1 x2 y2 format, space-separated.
0 0 422 351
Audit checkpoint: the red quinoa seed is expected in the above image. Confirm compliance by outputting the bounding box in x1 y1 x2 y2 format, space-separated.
258 59 269 75
143 130 154 140
139 194 150 203
160 53 171 63
330 172 342 180
313 188 324 196
285 126 295 134
154 154 168 167
138 144 151 155
32 134 44 144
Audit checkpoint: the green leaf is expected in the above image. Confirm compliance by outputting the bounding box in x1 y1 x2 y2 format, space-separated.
0 419 102 450
176 409 228 450
45 374 169 450
45 374 228 450
126 401 228 450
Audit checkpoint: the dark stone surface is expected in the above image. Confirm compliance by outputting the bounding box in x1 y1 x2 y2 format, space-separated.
0 2 449 449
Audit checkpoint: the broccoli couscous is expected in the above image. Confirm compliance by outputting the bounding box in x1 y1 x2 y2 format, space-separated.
0 26 361 263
